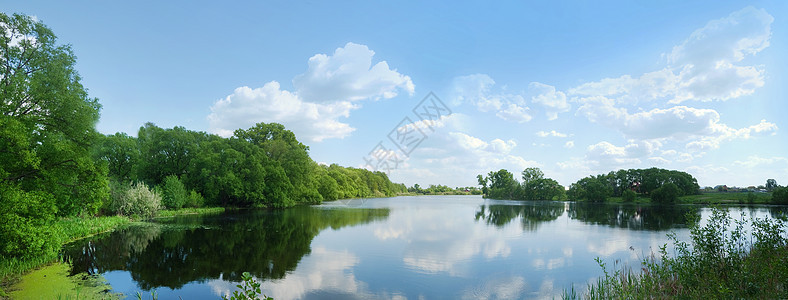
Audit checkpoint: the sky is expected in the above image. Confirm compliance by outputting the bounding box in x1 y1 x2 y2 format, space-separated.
4 1 787 188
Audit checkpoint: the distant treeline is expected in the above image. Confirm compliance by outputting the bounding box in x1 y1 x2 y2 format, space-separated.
97 122 407 209
406 184 482 195
477 167 701 203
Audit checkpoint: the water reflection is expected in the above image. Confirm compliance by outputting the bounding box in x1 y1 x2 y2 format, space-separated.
567 203 698 230
64 207 389 290
475 201 564 231
61 197 787 299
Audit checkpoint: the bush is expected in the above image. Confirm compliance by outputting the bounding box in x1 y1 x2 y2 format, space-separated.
651 182 680 203
161 175 187 209
186 190 205 208
573 208 788 298
622 189 636 202
0 185 58 259
772 186 788 204
107 182 161 219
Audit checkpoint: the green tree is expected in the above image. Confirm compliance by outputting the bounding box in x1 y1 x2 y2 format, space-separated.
94 132 139 181
766 179 778 191
772 186 788 205
651 182 680 203
1 13 107 216
161 175 187 209
521 167 544 186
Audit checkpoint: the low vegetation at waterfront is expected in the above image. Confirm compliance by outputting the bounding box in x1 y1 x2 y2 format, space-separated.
566 208 788 299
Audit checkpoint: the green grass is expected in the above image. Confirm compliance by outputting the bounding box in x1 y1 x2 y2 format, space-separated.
680 192 772 204
156 207 225 218
565 208 788 299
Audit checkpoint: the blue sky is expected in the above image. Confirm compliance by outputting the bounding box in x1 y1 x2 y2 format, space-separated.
5 1 787 188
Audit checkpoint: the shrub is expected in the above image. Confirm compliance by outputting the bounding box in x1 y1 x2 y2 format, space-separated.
107 182 161 219
772 186 788 205
0 185 58 259
622 189 636 202
161 175 187 209
651 182 680 203
186 190 205 208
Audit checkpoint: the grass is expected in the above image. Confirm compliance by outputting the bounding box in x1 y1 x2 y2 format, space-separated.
680 191 772 204
565 208 788 299
156 206 225 218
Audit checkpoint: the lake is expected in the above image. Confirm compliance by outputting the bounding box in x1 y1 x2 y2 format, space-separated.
63 195 784 299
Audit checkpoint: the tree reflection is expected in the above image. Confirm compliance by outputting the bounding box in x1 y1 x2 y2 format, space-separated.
475 202 565 231
63 207 389 290
567 203 697 230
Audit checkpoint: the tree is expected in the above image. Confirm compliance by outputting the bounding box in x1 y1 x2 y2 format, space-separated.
94 132 139 182
521 167 544 186
651 182 680 203
772 187 788 205
766 179 778 191
1 13 107 216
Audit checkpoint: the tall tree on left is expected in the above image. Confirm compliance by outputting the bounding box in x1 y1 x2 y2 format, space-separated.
1 13 107 217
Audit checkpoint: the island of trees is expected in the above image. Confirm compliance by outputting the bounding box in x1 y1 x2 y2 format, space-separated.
478 167 787 204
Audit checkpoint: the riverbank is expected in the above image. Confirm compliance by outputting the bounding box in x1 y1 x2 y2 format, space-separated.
566 208 788 298
0 207 226 298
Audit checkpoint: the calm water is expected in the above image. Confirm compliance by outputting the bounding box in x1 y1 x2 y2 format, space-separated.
63 195 784 299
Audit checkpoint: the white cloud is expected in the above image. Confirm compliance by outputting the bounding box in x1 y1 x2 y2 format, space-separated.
576 98 777 148
450 74 533 122
536 130 568 138
570 7 772 104
208 83 358 141
490 138 517 154
293 42 414 102
564 141 574 149
733 155 788 168
496 103 532 123
208 42 413 142
530 82 570 120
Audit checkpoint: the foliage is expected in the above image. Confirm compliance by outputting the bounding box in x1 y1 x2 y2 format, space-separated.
566 168 700 203
160 175 187 209
570 208 788 299
650 182 680 203
773 186 788 205
622 189 636 202
568 175 611 202
94 132 139 182
221 272 273 300
1 13 108 217
766 178 778 191
185 190 205 208
0 184 57 259
478 168 565 200
107 182 161 219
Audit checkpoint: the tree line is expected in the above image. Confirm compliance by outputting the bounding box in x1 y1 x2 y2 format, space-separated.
477 167 701 203
96 122 405 210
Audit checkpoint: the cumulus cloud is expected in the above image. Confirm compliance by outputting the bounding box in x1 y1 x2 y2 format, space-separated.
576 97 777 147
208 83 358 141
570 7 772 104
530 82 570 120
293 42 414 102
208 42 413 142
450 74 533 122
496 103 532 123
